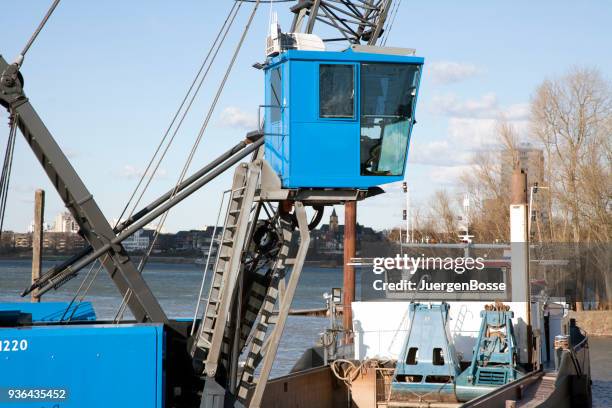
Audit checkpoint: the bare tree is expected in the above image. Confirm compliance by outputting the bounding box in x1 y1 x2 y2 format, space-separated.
431 190 458 238
531 67 612 242
458 120 520 242
530 67 612 309
405 68 611 307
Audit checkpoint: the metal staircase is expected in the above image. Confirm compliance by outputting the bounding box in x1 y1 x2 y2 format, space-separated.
193 161 260 376
236 217 293 403
189 156 315 407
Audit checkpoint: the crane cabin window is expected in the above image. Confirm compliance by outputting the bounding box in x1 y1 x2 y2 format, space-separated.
270 67 282 123
319 64 355 118
360 63 420 176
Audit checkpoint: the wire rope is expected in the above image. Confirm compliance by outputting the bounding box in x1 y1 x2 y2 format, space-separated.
120 2 243 229
49 1 239 320
0 113 18 237
114 0 262 322
113 1 246 323
115 1 241 228
381 0 401 46
15 0 61 66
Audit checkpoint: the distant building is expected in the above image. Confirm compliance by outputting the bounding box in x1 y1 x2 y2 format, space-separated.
501 144 545 188
0 231 15 249
311 208 382 255
500 144 551 239
122 229 150 252
14 233 32 249
52 212 79 233
43 232 85 252
27 221 52 233
174 229 217 252
329 208 339 232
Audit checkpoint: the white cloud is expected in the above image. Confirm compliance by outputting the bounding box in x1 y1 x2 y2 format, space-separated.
409 139 472 166
448 117 499 150
219 106 258 129
415 92 531 171
10 185 36 194
380 180 405 194
431 93 498 118
447 116 529 152
431 93 530 122
503 103 530 121
429 165 477 185
65 149 80 159
428 61 485 85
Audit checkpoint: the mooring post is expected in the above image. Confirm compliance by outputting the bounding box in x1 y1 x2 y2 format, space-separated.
31 189 44 303
343 201 356 344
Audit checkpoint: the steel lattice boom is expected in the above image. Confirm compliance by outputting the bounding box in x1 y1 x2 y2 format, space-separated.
290 0 392 44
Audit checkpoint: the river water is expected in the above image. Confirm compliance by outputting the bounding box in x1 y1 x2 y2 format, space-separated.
1 259 610 404
590 336 612 408
0 259 343 377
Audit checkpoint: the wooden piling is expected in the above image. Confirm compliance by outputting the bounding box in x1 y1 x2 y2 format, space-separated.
343 201 356 343
31 189 44 303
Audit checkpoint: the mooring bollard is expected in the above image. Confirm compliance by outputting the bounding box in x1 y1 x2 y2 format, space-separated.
31 189 45 303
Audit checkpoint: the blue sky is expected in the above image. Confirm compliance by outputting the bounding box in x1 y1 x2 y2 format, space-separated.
1 1 610 232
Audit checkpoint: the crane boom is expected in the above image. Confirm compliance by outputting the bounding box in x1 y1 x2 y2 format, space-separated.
0 55 168 323
290 0 392 45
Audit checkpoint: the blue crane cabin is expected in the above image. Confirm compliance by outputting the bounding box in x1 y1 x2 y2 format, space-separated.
263 47 424 189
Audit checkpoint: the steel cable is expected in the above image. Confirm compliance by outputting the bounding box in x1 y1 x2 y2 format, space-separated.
15 0 61 66
46 1 238 320
114 0 262 322
381 0 401 46
120 1 243 232
0 113 18 237
113 1 245 323
115 1 241 228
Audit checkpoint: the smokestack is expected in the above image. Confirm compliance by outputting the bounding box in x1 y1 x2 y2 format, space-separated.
511 167 528 205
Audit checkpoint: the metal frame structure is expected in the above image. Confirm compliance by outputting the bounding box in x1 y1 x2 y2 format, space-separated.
0 55 167 323
0 1 397 405
1 53 265 322
0 50 368 404
191 153 371 407
290 0 392 44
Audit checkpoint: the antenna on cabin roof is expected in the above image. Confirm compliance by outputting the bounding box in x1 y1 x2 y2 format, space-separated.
266 10 325 56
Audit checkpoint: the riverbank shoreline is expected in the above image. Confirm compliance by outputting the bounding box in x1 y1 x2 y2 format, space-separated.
0 255 343 268
570 310 612 337
0 254 200 264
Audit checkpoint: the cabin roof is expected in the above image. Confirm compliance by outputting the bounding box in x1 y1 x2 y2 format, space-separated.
265 48 424 70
